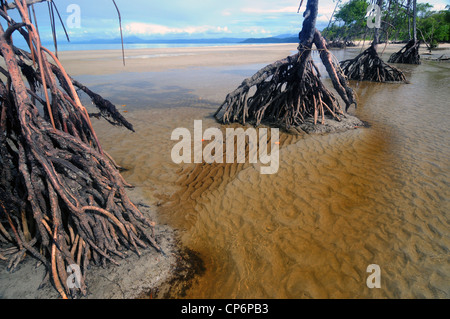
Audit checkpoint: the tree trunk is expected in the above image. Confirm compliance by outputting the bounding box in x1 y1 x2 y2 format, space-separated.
373 0 384 47
388 0 421 64
412 0 417 42
4 0 46 10
214 0 356 128
407 0 412 40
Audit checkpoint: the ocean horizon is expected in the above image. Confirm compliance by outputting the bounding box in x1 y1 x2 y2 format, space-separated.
40 41 296 52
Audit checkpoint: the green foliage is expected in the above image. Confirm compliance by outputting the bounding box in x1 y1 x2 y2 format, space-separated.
418 9 450 48
417 3 434 18
322 0 450 48
323 0 369 40
335 0 369 26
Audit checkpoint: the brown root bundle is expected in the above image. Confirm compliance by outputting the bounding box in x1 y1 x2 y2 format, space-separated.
0 0 161 298
340 44 407 82
388 40 421 65
215 29 356 129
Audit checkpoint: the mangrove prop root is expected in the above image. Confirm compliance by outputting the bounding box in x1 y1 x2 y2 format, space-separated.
388 40 421 65
216 0 355 129
340 44 407 82
214 29 355 129
0 1 160 298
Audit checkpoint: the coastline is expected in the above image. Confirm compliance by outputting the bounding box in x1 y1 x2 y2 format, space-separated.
55 42 450 76
57 43 298 76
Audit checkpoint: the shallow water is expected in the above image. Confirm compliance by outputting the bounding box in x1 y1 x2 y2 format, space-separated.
89 51 449 299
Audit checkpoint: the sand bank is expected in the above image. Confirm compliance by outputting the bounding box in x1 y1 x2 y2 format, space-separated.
56 42 450 77
57 44 298 76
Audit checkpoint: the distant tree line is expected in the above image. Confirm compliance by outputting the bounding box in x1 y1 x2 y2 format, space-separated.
322 0 450 48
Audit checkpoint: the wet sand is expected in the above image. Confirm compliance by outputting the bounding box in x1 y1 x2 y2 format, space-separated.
56 42 450 76
57 44 299 76
1 43 449 298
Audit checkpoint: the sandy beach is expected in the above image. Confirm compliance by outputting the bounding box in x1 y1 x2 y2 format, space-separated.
57 43 299 76
1 42 449 299
56 42 450 76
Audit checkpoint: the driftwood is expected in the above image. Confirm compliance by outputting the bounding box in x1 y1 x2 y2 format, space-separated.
388 39 421 64
215 0 356 129
0 0 160 298
327 40 356 48
422 54 450 61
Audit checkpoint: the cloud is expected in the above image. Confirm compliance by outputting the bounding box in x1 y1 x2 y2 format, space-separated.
433 4 447 10
242 27 272 35
217 26 231 33
241 6 298 14
124 22 230 36
316 4 336 24
239 4 334 26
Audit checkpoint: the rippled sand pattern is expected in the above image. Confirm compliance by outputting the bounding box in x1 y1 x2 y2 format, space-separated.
92 58 449 299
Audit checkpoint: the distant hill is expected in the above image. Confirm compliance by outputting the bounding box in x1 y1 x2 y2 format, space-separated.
272 33 299 39
241 34 298 44
58 37 245 45
42 34 300 46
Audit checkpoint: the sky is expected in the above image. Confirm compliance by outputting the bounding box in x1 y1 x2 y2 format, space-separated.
6 0 450 43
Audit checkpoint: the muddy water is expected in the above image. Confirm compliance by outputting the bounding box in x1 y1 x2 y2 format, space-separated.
87 51 449 299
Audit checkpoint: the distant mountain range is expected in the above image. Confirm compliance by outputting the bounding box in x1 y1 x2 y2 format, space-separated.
241 34 299 44
49 33 299 46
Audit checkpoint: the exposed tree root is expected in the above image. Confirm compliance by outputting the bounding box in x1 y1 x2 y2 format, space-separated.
340 43 407 82
214 26 356 129
388 39 421 64
0 1 161 298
